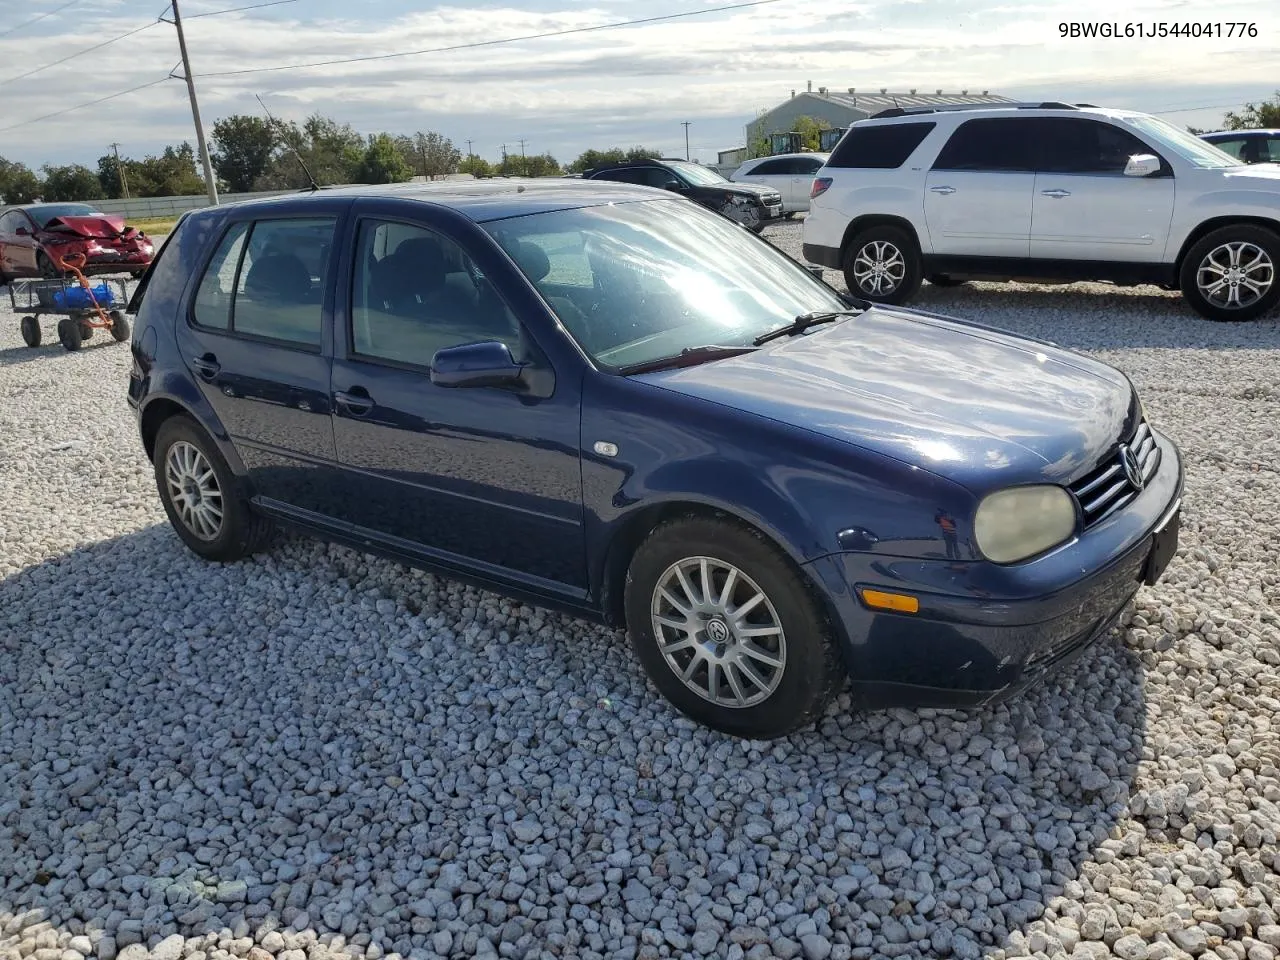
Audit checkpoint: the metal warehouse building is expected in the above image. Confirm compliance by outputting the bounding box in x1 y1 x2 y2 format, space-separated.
745 83 1015 148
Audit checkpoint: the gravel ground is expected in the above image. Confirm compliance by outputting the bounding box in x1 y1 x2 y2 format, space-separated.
2 220 1279 960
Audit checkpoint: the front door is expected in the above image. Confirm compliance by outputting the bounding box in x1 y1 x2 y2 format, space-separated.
328 208 587 594
1029 118 1177 263
0 211 39 277
923 117 1037 258
174 208 347 519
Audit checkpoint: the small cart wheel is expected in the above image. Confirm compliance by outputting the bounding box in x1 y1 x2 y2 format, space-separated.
109 310 131 342
20 316 41 348
57 317 84 352
80 322 94 342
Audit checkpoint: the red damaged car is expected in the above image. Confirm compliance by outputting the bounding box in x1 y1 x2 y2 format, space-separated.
0 203 154 283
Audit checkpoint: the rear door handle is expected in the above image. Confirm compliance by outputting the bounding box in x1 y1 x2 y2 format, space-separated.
1041 189 1071 198
930 185 956 195
191 355 220 380
334 389 374 416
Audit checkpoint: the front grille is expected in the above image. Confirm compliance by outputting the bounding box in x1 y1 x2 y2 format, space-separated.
1069 419 1161 528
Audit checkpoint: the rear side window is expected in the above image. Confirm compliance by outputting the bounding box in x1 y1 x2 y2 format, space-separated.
1264 137 1280 163
191 217 336 347
932 118 1038 172
827 122 935 168
1207 137 1248 161
750 158 790 175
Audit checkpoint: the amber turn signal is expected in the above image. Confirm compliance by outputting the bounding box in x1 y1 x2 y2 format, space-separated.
860 589 920 614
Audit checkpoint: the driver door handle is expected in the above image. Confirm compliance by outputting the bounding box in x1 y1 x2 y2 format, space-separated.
930 185 956 195
334 389 374 416
1041 189 1071 198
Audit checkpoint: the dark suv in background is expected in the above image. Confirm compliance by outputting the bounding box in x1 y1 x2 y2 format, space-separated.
583 157 782 232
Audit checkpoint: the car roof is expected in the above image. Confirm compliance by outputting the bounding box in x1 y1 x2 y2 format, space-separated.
182 177 671 224
856 103 1151 125
1201 129 1280 137
743 152 830 161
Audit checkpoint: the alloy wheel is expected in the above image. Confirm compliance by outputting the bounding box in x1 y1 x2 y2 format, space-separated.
1196 241 1275 310
164 441 224 541
650 556 787 709
852 240 906 296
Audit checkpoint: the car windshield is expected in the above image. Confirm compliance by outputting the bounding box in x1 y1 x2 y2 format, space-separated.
1123 116 1241 168
483 198 850 370
30 203 99 227
668 161 728 185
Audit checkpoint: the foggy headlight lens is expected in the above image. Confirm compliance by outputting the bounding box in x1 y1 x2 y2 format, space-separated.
974 485 1076 564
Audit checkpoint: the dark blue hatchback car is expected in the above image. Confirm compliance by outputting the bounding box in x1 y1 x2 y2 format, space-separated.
126 179 1183 739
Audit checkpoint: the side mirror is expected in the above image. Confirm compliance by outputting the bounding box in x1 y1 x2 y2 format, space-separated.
14 226 29 236
662 180 683 192
1123 154 1161 177
431 340 525 388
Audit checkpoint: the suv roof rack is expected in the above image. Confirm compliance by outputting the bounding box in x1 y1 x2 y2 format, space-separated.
868 101 1086 119
583 157 672 174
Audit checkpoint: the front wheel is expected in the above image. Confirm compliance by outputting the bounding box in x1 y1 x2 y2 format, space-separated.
1179 225 1280 322
153 416 276 562
843 226 923 304
624 516 843 739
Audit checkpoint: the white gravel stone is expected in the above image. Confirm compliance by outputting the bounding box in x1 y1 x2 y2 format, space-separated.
3 226 1280 960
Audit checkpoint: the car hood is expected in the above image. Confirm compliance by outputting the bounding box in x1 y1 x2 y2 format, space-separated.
1216 163 1280 184
637 306 1138 490
719 182 780 199
42 214 130 238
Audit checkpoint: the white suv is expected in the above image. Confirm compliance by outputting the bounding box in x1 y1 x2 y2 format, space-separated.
803 102 1280 321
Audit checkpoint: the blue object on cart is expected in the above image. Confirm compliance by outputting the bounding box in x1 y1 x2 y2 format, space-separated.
53 284 116 310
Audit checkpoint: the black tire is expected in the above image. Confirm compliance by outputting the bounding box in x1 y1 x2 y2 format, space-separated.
56 317 83 352
1179 224 1280 322
843 225 923 305
927 274 967 288
20 316 41 348
623 515 843 739
37 252 62 280
153 415 276 562
109 310 130 342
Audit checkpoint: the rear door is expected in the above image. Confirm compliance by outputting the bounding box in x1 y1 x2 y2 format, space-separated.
175 201 350 521
924 117 1036 258
1029 117 1176 263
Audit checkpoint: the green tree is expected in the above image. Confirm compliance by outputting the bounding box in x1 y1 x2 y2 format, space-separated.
355 134 413 184
458 155 493 177
254 113 366 189
97 154 128 198
1222 91 1280 130
128 144 206 196
211 115 276 192
0 157 42 203
40 164 104 202
497 152 561 177
793 115 832 151
395 131 461 178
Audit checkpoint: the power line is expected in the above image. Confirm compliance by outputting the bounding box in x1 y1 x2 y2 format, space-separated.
0 0 84 39
0 75 172 135
196 0 790 77
183 0 298 20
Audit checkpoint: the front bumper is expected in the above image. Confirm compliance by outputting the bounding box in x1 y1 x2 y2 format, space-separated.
805 429 1184 708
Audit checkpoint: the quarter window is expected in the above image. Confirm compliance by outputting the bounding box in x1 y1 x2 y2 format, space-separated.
750 158 789 175
350 220 525 367
933 118 1038 171
191 217 334 346
827 122 935 168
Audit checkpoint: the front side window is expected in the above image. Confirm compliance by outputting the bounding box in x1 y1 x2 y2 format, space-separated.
350 219 524 366
1037 118 1163 174
484 198 848 370
190 217 334 346
1123 115 1239 168
933 118 1037 172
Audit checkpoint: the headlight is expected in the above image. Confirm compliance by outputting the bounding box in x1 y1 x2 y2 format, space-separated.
973 485 1077 564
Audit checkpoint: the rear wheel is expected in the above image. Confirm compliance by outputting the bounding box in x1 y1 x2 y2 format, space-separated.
843 225 922 304
153 416 275 562
56 317 83 351
624 515 843 739
1179 224 1280 321
20 316 41 348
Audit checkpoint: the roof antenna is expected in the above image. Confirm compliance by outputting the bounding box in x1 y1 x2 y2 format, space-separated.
891 93 900 107
256 93 320 193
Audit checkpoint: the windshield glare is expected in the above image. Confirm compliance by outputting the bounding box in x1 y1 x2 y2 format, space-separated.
1123 116 1240 168
670 162 727 186
31 203 99 227
484 199 849 370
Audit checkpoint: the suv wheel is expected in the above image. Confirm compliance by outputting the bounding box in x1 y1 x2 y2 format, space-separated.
843 226 922 304
1180 225 1280 322
153 416 275 562
624 516 843 739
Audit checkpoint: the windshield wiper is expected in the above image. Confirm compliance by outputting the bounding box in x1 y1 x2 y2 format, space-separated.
752 309 861 346
617 344 756 376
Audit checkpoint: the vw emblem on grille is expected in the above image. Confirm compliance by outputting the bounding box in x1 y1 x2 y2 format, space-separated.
1119 444 1144 490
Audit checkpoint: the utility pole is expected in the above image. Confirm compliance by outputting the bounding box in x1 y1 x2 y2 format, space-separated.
109 142 130 199
682 122 691 160
465 139 473 157
169 0 218 205
518 139 526 158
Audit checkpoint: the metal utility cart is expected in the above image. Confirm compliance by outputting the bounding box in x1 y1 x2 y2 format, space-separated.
8 253 131 351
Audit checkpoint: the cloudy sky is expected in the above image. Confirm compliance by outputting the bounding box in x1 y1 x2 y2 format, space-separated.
1 0 1277 172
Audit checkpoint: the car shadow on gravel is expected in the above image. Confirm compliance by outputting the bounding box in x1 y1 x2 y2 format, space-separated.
1 524 1149 960
902 284 1280 353
0 341 123 369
